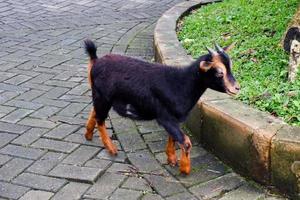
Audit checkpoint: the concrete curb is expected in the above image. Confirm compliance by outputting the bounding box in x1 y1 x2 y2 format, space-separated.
154 0 300 198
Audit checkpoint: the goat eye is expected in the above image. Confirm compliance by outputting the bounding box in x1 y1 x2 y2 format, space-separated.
216 71 224 78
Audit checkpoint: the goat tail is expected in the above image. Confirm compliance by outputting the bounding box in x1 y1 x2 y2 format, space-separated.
84 39 98 60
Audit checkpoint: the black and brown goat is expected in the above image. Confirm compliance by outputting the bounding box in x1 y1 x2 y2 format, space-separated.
84 39 239 175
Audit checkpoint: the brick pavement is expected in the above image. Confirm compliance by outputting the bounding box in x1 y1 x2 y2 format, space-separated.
0 0 285 199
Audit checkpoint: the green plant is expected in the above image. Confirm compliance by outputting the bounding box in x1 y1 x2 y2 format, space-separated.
178 0 300 126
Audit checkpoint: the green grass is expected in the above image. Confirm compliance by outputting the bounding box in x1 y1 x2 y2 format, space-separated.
178 0 300 126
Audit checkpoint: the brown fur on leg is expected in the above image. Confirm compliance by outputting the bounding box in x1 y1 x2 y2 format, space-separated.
166 136 177 166
97 121 118 155
85 108 96 141
179 135 192 175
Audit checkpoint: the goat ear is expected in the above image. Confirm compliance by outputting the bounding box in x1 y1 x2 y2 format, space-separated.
223 42 236 52
199 61 213 72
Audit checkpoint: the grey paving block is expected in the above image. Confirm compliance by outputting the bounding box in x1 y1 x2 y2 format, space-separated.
97 149 127 162
110 188 142 200
165 192 197 200
0 121 30 134
64 133 104 147
39 87 69 99
62 145 100 165
144 173 186 197
31 138 79 153
57 102 87 117
219 184 264 200
0 132 18 148
85 158 112 169
15 90 44 101
33 97 70 108
0 182 30 199
127 150 164 173
26 152 66 175
111 117 139 134
12 128 48 146
122 177 152 192
18 118 57 129
49 164 104 183
5 100 43 110
142 193 164 200
0 154 12 166
117 132 147 153
0 144 45 159
107 163 133 174
0 157 33 181
1 108 33 123
51 182 91 200
13 172 67 192
189 173 245 199
44 124 80 139
19 190 54 200
143 131 168 142
30 106 61 119
84 172 126 199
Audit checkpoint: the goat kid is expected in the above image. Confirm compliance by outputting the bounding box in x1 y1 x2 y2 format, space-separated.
84 39 240 175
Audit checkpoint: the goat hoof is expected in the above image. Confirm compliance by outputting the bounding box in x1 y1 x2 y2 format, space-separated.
85 132 93 141
179 158 191 175
167 156 177 167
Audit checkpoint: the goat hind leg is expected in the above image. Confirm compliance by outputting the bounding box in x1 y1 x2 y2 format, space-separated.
85 108 96 141
97 121 118 155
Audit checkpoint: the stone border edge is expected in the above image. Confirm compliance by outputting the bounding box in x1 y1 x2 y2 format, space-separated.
153 0 300 198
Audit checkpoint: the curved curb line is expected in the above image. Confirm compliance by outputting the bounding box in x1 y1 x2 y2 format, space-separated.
154 0 300 198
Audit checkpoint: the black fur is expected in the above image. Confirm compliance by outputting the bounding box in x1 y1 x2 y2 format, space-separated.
84 40 235 144
84 39 98 60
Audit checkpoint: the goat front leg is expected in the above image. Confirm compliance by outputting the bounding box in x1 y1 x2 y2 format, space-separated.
179 134 192 175
166 136 177 166
158 119 191 175
96 121 118 155
85 108 96 141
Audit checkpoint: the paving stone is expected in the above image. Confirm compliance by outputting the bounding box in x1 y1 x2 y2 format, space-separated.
62 145 100 165
5 100 43 110
111 117 139 134
110 188 142 200
44 124 79 139
30 106 61 119
165 192 197 200
189 173 245 199
0 132 18 148
144 172 186 197
0 182 30 199
117 132 147 153
57 102 87 117
0 144 45 159
142 193 164 200
143 130 168 142
0 121 29 134
49 164 104 183
19 190 54 200
31 138 79 153
26 152 66 174
64 133 104 147
0 157 33 181
219 184 264 200
107 163 133 174
122 177 152 192
15 90 45 101
84 172 126 199
4 74 32 85
1 108 33 123
51 182 91 200
97 149 127 163
147 140 166 153
137 120 164 134
84 158 112 169
13 172 67 192
18 118 57 129
33 97 70 108
12 128 48 146
128 150 164 173
0 154 12 166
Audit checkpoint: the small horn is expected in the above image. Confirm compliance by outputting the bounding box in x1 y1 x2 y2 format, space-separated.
215 43 223 52
206 47 217 55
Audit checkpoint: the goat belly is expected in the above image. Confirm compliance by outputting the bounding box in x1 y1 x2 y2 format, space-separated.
112 100 155 120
